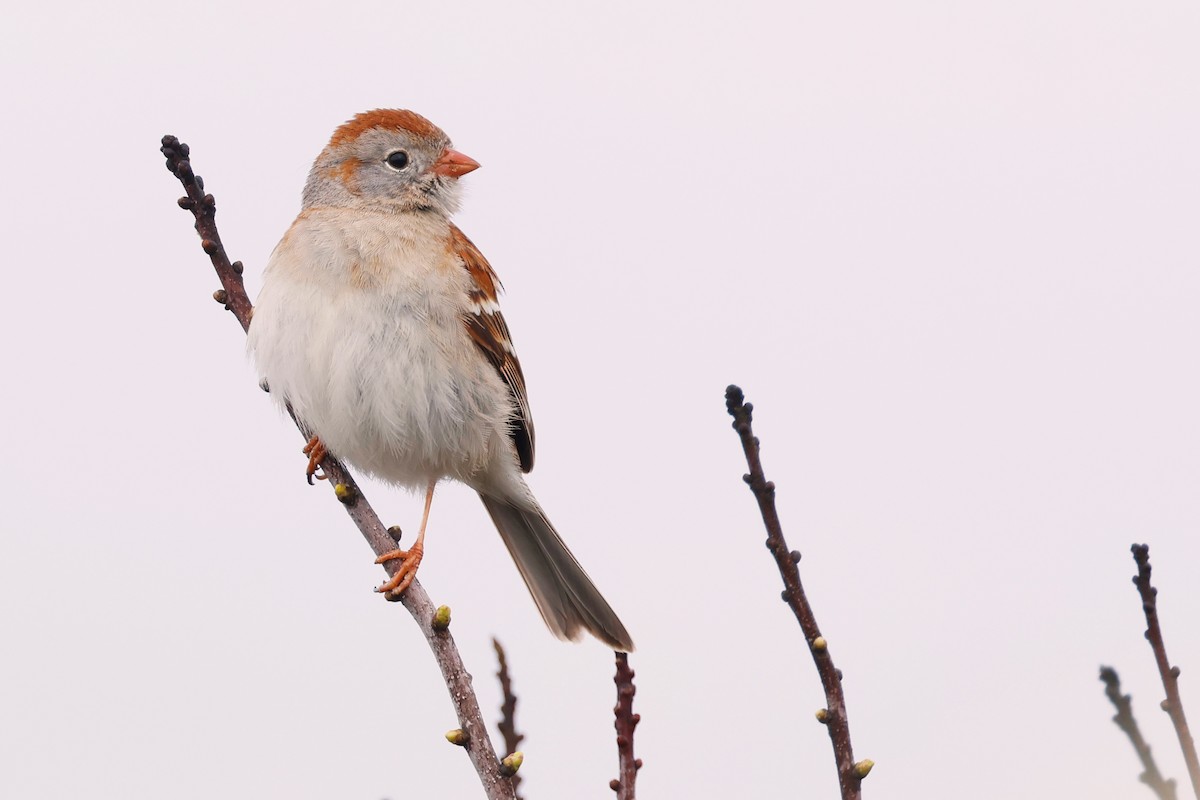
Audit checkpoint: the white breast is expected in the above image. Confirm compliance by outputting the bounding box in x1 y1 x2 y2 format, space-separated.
247 208 518 491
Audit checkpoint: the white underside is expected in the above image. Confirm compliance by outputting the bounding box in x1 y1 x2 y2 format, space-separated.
247 207 526 500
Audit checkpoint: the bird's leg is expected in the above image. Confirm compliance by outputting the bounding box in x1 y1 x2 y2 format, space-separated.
302 435 328 484
375 479 436 598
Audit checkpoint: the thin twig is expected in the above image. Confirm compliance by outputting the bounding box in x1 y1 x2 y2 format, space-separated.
160 135 516 800
492 639 525 800
610 652 640 800
1131 544 1200 800
724 385 869 800
1100 666 1178 800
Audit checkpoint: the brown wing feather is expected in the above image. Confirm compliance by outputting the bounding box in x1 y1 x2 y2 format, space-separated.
451 225 536 473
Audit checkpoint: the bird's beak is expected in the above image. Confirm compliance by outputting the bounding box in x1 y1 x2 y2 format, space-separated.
431 149 480 178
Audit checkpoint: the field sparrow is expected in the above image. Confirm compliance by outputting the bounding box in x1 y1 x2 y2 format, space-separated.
247 109 633 651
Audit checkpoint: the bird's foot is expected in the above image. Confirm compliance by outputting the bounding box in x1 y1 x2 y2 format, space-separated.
375 543 425 598
302 436 328 484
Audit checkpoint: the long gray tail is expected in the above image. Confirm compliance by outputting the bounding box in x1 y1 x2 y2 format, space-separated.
480 493 634 651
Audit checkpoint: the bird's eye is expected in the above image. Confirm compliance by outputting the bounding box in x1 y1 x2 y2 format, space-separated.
384 150 410 170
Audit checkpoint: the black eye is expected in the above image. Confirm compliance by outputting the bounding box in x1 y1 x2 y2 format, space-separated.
385 151 409 170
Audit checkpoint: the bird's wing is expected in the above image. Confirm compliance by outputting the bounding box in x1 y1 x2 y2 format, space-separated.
451 224 536 473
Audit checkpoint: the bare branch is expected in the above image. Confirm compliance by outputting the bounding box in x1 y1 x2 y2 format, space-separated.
1100 666 1178 800
725 385 869 800
159 137 252 332
492 639 525 800
1131 544 1200 799
160 135 516 800
609 652 640 800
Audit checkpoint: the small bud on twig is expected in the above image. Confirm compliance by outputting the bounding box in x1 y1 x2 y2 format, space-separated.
432 605 452 631
815 708 830 724
500 751 523 776
333 483 355 504
212 289 228 305
445 729 469 747
853 759 875 778
811 636 827 652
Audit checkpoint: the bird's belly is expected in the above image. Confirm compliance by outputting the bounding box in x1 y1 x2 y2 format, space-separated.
278 291 513 490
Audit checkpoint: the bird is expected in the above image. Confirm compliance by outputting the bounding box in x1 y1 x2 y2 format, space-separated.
246 109 633 651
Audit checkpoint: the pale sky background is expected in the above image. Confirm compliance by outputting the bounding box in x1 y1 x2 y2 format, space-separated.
3 1 1200 798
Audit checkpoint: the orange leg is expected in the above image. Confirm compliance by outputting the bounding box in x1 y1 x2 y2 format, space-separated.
375 479 437 598
302 436 328 484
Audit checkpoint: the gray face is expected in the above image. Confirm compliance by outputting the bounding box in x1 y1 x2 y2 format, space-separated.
302 126 463 215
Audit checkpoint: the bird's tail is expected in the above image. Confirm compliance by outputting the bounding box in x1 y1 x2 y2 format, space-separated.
480 493 634 651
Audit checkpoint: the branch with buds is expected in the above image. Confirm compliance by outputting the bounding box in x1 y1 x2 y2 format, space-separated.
160 135 518 800
1131 544 1200 799
610 652 641 800
725 385 871 800
492 639 526 800
1100 666 1178 800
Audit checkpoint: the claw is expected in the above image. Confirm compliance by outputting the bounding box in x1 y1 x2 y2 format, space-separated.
302 436 328 484
375 544 425 598
372 479 436 600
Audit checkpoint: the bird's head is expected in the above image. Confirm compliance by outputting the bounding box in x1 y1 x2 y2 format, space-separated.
302 109 479 215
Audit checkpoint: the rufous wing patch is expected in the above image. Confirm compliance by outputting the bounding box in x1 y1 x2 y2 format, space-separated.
451 224 536 473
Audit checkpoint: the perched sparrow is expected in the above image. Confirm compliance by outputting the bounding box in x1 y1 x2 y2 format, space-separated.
247 110 633 651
